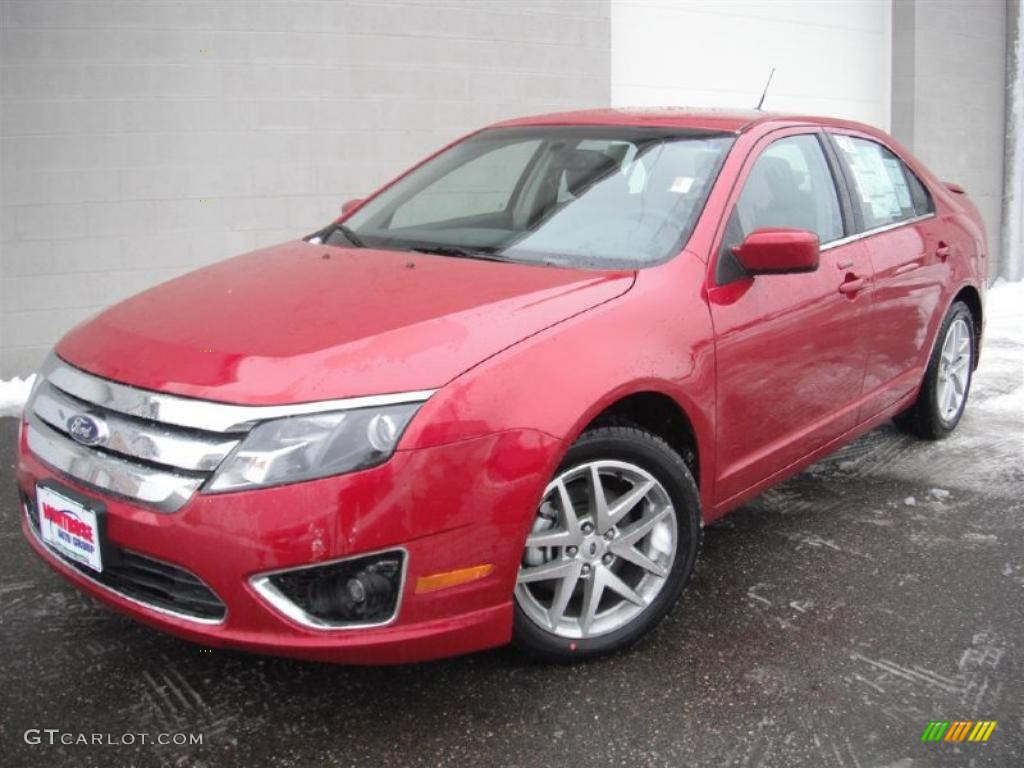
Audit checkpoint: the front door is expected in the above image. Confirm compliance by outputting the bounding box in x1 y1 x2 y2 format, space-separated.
708 130 872 505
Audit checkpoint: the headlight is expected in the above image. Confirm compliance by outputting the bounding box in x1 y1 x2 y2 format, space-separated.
205 403 422 492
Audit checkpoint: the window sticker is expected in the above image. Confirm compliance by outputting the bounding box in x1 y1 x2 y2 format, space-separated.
882 157 913 209
670 176 694 194
839 139 903 221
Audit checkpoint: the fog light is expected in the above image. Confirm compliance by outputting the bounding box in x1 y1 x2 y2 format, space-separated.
306 567 397 622
347 577 367 603
252 550 405 629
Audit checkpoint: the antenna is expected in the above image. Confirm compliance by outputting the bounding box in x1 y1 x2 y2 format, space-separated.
755 67 775 111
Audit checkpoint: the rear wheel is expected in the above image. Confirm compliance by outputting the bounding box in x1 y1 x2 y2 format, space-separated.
512 426 700 661
894 300 975 440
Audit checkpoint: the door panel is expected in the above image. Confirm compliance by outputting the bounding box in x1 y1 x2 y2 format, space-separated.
709 239 870 503
709 131 871 505
858 225 944 417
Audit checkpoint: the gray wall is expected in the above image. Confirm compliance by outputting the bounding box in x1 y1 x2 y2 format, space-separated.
0 0 610 378
2 0 1016 380
891 0 1009 282
1003 0 1023 282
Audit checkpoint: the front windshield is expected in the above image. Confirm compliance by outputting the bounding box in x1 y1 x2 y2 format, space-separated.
330 126 735 268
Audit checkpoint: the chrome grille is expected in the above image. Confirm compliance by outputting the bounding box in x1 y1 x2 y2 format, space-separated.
32 381 240 472
26 358 244 512
25 417 208 511
24 355 437 513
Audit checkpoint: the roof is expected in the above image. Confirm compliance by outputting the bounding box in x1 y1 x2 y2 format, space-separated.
490 107 878 136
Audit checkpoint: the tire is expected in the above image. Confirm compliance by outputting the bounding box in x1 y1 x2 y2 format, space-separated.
894 300 976 440
512 425 701 662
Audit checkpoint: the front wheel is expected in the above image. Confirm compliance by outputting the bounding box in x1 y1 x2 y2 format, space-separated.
894 300 976 440
512 426 701 662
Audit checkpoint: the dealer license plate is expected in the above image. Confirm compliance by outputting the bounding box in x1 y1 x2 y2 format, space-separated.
37 484 103 573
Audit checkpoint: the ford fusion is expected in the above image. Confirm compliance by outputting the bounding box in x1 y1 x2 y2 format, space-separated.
16 109 986 663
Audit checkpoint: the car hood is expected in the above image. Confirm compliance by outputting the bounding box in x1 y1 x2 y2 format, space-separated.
56 240 634 404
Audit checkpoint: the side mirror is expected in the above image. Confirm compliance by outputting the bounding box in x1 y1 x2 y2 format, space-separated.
340 198 365 216
731 228 820 274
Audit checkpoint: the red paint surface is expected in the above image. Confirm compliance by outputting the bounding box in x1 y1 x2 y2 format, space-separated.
19 109 986 663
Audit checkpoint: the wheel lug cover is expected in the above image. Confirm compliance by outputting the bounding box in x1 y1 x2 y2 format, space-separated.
581 564 592 575
604 529 615 540
567 546 578 557
582 522 594 534
602 553 613 565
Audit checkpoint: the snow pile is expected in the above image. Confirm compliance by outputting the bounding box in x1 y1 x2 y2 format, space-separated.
971 279 1024 419
0 374 35 418
983 278 1024 342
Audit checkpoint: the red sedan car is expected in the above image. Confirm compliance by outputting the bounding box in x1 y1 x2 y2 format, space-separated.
17 109 986 663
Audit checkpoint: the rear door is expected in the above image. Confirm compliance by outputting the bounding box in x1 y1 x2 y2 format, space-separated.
708 129 872 505
826 132 945 419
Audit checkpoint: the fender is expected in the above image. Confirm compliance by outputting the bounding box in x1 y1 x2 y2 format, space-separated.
405 255 718 511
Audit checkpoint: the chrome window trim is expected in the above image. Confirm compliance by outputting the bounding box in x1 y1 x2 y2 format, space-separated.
821 212 935 252
43 355 436 433
32 380 240 472
24 501 225 626
249 547 408 631
25 413 204 512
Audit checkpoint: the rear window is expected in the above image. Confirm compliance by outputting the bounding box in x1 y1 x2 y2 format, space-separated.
903 166 935 217
832 135 933 230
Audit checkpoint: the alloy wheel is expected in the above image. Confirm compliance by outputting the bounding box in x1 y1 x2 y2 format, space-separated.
515 460 677 640
936 316 972 422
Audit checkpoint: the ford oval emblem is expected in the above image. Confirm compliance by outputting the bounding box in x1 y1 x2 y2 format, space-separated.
67 414 106 446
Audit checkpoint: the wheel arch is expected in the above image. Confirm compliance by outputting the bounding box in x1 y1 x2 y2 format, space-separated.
566 387 705 498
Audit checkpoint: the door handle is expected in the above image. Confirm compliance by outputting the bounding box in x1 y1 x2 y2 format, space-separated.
936 242 952 261
838 275 867 295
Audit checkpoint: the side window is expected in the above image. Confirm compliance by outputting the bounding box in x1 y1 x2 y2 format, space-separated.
728 134 844 249
831 135 929 229
390 139 541 228
903 165 935 217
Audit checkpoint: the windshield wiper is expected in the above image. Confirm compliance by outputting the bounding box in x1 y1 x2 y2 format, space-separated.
331 223 365 248
409 245 509 262
306 222 365 248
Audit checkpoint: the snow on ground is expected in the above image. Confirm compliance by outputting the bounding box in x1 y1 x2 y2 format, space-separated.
807 279 1024 500
0 281 1020 419
984 277 1024 342
973 279 1024 409
0 375 35 418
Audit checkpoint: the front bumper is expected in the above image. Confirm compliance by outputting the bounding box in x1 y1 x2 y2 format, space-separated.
16 424 560 664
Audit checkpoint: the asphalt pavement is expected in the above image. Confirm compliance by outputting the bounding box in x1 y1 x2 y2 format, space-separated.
1 331 1021 766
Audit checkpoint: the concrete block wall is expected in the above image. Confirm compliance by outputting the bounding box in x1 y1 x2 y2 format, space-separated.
0 0 610 377
890 0 1008 281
